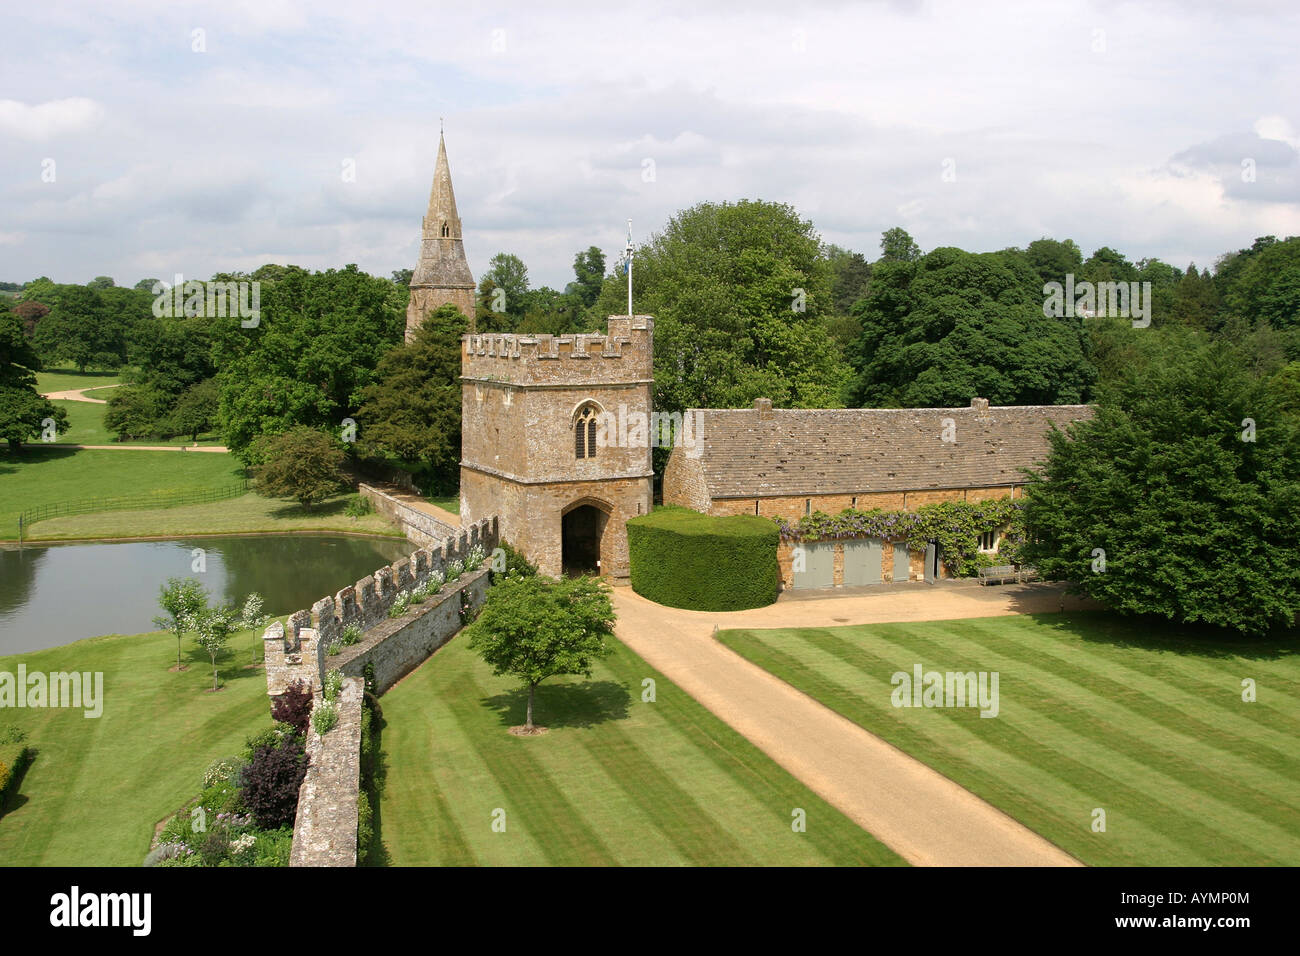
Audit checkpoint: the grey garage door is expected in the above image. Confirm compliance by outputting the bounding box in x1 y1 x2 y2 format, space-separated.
893 542 910 582
792 541 835 589
843 538 882 586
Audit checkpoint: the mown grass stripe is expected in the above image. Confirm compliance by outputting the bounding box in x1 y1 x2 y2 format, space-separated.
723 629 1227 865
578 722 757 866
603 635 905 866
858 623 1300 862
399 667 550 866
962 615 1300 745
442 671 619 867
939 618 1300 798
375 694 476 866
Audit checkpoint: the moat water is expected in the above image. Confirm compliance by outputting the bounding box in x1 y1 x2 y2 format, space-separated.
0 534 413 655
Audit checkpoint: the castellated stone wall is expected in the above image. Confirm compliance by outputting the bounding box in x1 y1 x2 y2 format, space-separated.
262 515 498 698
264 516 499 867
357 482 458 548
459 316 655 578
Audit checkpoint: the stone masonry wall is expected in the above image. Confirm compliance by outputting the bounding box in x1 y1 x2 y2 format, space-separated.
290 677 363 867
264 516 500 867
358 482 459 549
263 516 498 697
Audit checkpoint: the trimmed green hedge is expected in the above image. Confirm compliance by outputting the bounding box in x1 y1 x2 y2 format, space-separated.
627 506 779 611
0 737 33 815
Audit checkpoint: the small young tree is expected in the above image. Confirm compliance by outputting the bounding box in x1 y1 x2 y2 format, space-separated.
152 577 209 670
191 606 238 691
466 574 616 732
250 425 345 511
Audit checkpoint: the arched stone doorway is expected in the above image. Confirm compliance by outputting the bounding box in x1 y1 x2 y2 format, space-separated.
561 500 610 576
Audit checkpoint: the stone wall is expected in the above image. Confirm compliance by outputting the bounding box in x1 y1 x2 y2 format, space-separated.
290 677 363 868
263 515 500 867
263 515 497 697
332 567 490 693
357 482 460 549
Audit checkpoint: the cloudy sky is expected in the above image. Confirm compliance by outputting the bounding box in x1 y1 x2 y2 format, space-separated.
2 0 1297 290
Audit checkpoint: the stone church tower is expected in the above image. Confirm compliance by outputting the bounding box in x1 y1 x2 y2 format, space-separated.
405 132 477 341
460 319 656 579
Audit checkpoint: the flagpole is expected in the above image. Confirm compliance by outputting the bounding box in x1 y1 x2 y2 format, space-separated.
626 219 633 318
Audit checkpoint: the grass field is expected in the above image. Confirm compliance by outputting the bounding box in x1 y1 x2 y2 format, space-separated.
0 625 273 865
47 399 220 446
34 369 122 393
374 631 904 866
718 613 1300 866
26 491 405 540
0 447 244 539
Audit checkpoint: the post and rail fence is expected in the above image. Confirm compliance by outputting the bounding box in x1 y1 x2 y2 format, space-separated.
14 479 250 545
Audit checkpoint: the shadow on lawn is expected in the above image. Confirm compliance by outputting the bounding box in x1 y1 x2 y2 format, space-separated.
267 496 355 520
1015 606 1300 662
481 679 631 730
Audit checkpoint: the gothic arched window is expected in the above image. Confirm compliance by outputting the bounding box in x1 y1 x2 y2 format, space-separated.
441 222 450 237
575 405 599 460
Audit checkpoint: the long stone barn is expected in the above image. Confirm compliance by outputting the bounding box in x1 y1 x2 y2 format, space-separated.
663 397 1094 590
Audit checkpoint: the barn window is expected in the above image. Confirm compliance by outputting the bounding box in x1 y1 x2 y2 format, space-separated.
979 530 1000 552
805 498 812 516
575 404 599 459
754 500 759 515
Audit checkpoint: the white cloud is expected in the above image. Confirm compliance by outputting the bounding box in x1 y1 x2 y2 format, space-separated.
0 98 104 141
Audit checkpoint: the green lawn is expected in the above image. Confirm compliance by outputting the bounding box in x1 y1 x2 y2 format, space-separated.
718 613 1300 866
35 369 122 393
374 631 904 866
0 447 245 539
0 625 273 865
27 491 405 541
47 399 220 447
425 495 459 515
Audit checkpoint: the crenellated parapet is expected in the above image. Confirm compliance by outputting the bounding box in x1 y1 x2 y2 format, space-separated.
462 315 654 386
262 516 500 701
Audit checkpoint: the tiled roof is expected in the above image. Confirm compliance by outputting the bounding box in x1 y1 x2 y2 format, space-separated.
689 402 1093 498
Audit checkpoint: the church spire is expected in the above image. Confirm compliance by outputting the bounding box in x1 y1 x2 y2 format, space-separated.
406 130 477 340
422 131 462 241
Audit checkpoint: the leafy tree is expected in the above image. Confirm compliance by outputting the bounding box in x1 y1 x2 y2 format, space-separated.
0 312 67 451
825 244 873 315
250 425 346 510
879 226 922 263
847 246 1094 407
390 268 413 288
134 278 161 292
12 300 49 338
477 252 529 326
104 385 171 440
152 577 208 670
191 605 237 691
1220 235 1300 329
32 286 116 371
169 378 220 442
570 246 607 308
356 303 466 494
213 265 404 459
87 276 116 289
466 574 616 731
1022 238 1084 288
238 736 308 829
592 199 850 413
1021 338 1300 634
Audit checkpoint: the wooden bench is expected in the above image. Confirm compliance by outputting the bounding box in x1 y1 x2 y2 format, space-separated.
978 564 1039 585
979 565 1017 585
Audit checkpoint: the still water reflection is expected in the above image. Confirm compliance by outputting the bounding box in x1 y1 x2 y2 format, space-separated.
0 534 412 655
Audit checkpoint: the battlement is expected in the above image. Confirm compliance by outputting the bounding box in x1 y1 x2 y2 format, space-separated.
462 315 653 385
